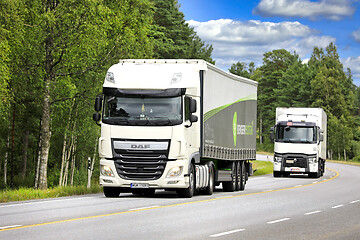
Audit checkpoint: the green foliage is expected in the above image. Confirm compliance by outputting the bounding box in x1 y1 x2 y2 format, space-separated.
151 0 214 62
241 42 358 161
0 185 102 203
252 160 273 176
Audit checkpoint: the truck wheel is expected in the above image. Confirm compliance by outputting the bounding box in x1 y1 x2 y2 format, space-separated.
273 171 281 178
103 187 121 198
223 162 236 192
203 164 215 195
177 163 195 198
238 161 245 191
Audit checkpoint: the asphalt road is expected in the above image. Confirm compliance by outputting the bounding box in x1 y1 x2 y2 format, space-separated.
0 161 359 240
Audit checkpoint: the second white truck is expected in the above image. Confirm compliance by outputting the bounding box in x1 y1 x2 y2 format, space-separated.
270 107 327 178
93 59 257 197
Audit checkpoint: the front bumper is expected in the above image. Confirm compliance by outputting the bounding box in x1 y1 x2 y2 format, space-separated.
99 159 190 189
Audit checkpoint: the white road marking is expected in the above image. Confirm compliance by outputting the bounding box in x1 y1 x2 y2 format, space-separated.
267 218 290 224
332 205 344 209
350 200 360 204
129 206 159 211
0 225 22 230
210 229 245 237
305 210 321 215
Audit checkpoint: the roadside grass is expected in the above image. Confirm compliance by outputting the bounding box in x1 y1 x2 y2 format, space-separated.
0 185 102 203
252 160 273 176
327 159 360 167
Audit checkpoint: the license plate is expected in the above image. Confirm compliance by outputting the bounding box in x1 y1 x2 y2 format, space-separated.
290 167 300 172
131 183 149 188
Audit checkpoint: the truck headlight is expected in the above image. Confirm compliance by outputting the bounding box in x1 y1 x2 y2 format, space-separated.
166 166 183 178
100 165 115 177
309 157 317 163
274 156 283 163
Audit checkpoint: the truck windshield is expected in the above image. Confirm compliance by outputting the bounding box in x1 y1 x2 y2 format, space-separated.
276 126 316 143
102 96 182 126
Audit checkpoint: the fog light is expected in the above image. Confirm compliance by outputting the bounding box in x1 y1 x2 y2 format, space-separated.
101 165 115 177
167 180 179 184
166 166 183 178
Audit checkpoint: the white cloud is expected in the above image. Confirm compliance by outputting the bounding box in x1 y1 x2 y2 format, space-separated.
343 56 360 82
253 0 355 20
352 28 360 42
188 19 335 69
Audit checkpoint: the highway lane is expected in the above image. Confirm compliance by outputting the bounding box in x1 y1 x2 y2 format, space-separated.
0 161 359 240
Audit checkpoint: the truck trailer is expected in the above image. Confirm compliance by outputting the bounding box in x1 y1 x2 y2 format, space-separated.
93 59 257 197
270 107 327 178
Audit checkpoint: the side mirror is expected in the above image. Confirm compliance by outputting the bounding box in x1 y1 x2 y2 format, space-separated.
190 114 198 123
93 112 100 122
93 112 101 126
94 96 103 112
189 98 197 113
270 126 274 143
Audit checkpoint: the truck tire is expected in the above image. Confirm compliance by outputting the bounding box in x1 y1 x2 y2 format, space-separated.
223 162 236 192
238 161 245 191
273 171 282 178
177 163 195 198
103 187 121 198
203 163 215 195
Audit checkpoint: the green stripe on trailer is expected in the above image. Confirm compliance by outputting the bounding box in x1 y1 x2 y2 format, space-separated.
204 94 257 122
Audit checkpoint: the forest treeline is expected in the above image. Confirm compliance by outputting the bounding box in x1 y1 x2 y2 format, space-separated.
0 0 212 189
0 0 358 190
229 44 360 161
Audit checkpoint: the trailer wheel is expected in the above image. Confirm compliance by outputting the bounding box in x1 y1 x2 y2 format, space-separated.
223 162 236 192
203 163 215 195
238 161 246 191
103 187 121 198
177 163 195 198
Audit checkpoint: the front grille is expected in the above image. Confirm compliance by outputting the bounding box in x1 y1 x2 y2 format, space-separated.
112 140 170 180
284 156 308 168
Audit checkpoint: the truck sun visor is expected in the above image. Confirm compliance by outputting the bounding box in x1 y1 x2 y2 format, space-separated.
103 87 186 98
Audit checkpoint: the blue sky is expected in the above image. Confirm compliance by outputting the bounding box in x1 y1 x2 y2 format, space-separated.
178 0 360 86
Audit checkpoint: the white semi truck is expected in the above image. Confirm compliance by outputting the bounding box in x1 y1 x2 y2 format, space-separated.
93 59 257 197
270 107 327 178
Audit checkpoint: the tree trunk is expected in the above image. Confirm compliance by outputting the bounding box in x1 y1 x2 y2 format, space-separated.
4 119 10 186
38 17 56 189
70 135 77 186
38 76 52 190
344 149 347 161
34 128 42 189
259 112 263 145
59 100 74 186
10 105 16 187
87 139 98 189
21 130 30 179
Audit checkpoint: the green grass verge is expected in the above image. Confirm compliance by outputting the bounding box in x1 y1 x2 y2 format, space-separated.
327 159 360 167
0 160 274 203
0 185 102 203
252 160 273 176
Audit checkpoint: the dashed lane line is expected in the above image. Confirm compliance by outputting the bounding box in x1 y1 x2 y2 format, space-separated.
305 210 322 215
0 168 339 232
267 218 290 224
210 229 245 237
